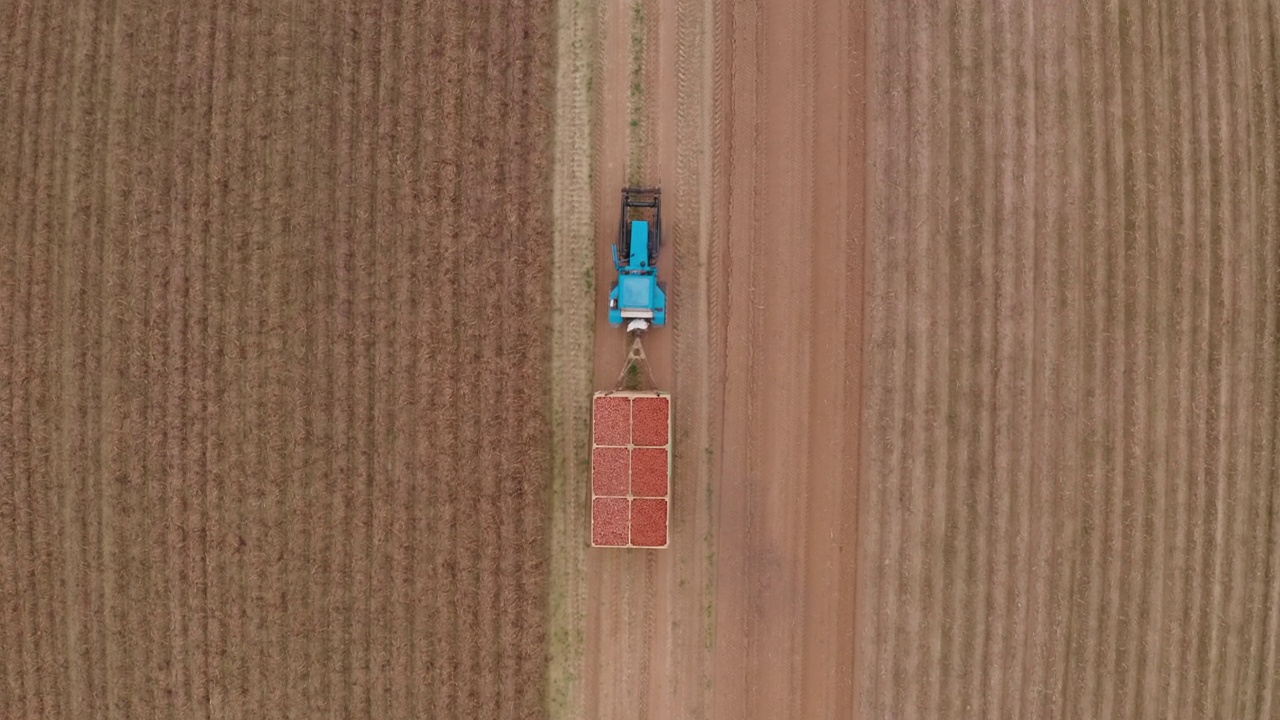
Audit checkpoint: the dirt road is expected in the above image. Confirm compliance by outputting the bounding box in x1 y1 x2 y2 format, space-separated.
711 0 864 717
567 0 866 717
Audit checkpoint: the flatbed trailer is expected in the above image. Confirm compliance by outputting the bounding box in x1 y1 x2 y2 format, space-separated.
590 389 671 548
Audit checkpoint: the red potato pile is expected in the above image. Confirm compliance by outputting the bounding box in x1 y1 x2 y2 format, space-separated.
592 447 630 496
629 498 668 547
630 447 668 497
593 396 631 446
631 396 669 446
593 497 630 546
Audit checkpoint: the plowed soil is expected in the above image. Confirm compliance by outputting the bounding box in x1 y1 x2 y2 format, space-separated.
0 2 554 717
860 2 1280 718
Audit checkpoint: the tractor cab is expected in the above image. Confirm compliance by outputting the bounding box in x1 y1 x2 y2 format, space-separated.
609 187 667 334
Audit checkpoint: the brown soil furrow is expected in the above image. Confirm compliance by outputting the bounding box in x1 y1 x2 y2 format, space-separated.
276 7 304 703
55 7 104 713
100 4 146 714
79 8 114 709
1008 3 1038 714
1099 2 1126 716
859 0 895 714
495 2 524 715
1125 6 1156 717
323 2 358 714
1022 4 1065 716
0 1 25 704
1162 4 1197 716
241 0 276 707
211 6 245 715
1070 2 1104 714
307 6 345 715
1200 4 1230 713
365 1 396 714
440 3 470 716
920 3 955 712
350 5 381 710
454 2 487 713
1249 11 1280 718
936 3 975 716
1214 6 1254 714
1139 2 1173 715
267 4 299 714
227 5 261 713
163 6 198 715
184 4 213 705
286 4 322 714
33 6 70 715
971 4 998 715
1149 6 1181 716
479 4 508 716
513 2 553 715
1053 5 1087 711
202 5 236 716
1180 11 1209 717
1231 10 1270 718
429 0 465 713
412 1 447 715
14 5 53 716
406 4 436 704
141 7 181 716
382 2 414 716
0 6 27 702
901 1 933 715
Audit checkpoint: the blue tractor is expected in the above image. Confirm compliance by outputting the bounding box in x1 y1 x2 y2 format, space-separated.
609 187 667 334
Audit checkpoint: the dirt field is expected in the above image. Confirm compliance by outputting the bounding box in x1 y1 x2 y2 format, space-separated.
0 2 554 717
860 2 1280 719
10 1 1280 718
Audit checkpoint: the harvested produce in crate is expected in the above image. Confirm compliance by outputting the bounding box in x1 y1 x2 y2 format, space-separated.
592 447 629 496
593 396 631 446
630 498 668 547
592 497 629 546
630 447 668 497
631 396 669 446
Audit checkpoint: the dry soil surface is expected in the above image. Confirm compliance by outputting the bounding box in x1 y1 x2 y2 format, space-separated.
0 2 555 717
859 3 1280 719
